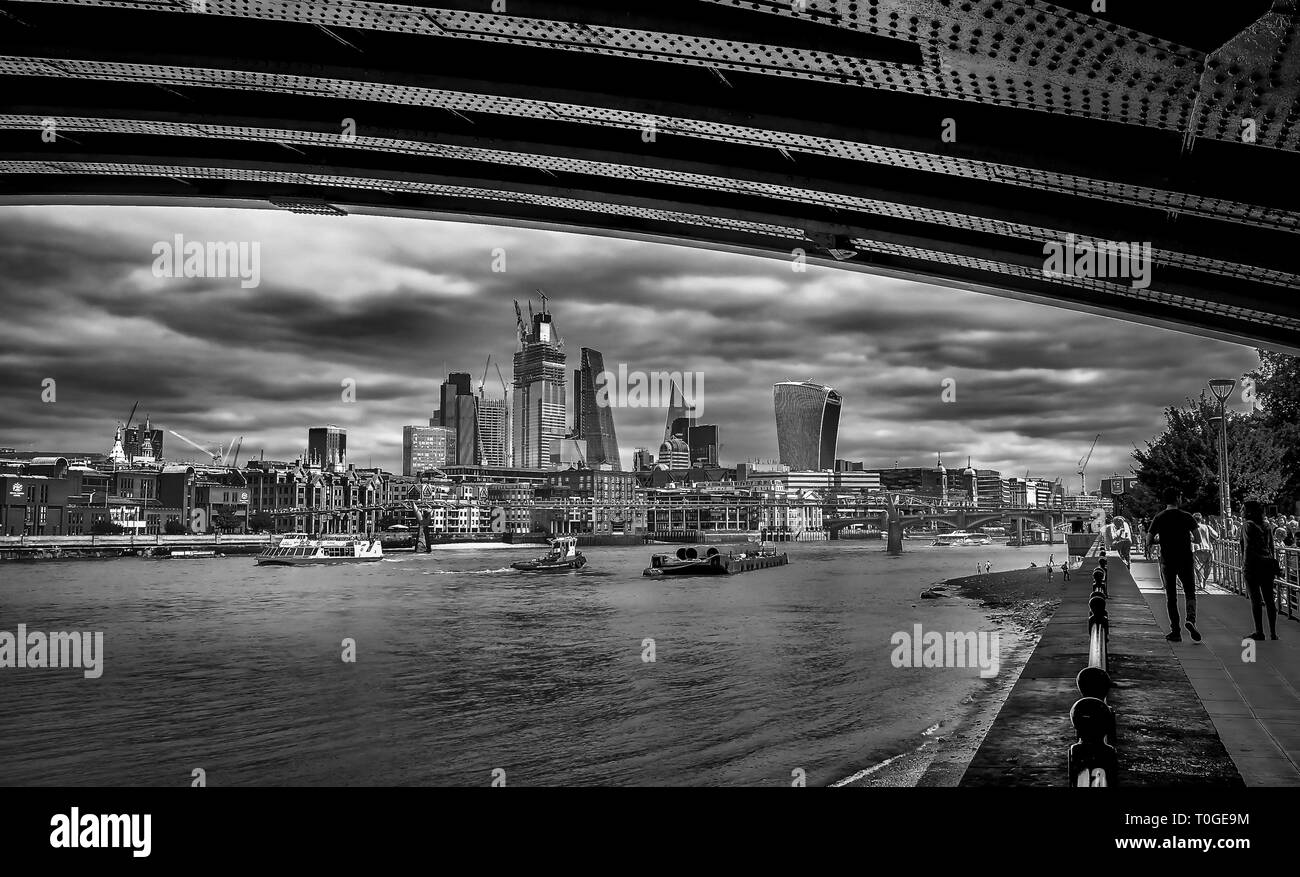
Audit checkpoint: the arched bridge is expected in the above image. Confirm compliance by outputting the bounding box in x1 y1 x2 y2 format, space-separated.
826 507 1064 534
2 0 1299 350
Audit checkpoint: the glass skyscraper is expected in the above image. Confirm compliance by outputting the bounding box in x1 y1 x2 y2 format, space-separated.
772 381 842 471
574 347 622 469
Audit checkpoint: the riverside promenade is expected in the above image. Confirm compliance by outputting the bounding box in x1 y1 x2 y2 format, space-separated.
960 557 1253 786
1129 559 1300 786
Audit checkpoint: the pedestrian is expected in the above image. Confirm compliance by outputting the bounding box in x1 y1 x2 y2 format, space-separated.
1062 561 1070 581
985 560 991 574
1191 513 1217 587
1108 515 1134 567
1047 562 1053 582
1242 500 1280 641
1147 487 1202 642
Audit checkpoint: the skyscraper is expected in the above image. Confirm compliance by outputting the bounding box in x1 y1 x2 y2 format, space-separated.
687 424 719 467
574 347 622 469
438 373 478 467
475 397 509 467
307 426 347 468
512 299 567 468
664 378 695 441
632 447 655 471
403 425 456 476
773 381 841 471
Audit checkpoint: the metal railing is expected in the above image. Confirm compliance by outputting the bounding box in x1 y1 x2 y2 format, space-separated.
1207 516 1299 620
1069 562 1118 787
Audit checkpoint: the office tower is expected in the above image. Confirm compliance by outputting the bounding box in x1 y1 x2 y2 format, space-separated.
658 435 691 469
476 397 509 467
574 347 622 469
438 373 478 466
664 378 695 440
632 447 655 471
403 425 456 476
512 298 567 468
772 381 841 471
687 424 719 467
307 426 347 468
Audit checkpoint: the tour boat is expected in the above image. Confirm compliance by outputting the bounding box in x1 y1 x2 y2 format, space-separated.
511 536 587 572
931 531 992 547
256 533 384 565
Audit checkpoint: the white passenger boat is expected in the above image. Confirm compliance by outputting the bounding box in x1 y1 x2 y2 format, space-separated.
931 531 993 547
256 533 384 565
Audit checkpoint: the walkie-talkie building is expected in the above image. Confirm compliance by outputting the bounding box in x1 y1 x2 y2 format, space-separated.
773 381 842 471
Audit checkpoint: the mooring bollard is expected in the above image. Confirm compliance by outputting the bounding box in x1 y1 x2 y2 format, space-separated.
1068 697 1118 787
1069 562 1118 786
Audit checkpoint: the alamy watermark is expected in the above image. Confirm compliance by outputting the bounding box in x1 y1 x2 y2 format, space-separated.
0 624 104 678
890 624 999 678
594 366 705 419
151 234 261 288
1042 233 1152 289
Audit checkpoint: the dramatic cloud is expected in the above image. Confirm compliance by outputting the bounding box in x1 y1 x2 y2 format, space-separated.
0 205 1262 484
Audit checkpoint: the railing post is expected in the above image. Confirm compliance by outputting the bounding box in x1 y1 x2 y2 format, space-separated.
1070 560 1116 786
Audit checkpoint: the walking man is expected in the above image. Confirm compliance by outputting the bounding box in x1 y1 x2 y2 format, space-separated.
1147 488 1202 642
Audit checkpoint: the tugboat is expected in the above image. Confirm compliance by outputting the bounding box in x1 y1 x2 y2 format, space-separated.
256 533 384 565
510 536 587 572
643 542 789 577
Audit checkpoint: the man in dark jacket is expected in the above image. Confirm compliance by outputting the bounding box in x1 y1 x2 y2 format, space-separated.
1146 488 1202 642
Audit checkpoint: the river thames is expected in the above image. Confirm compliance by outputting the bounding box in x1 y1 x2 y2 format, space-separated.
0 540 1064 786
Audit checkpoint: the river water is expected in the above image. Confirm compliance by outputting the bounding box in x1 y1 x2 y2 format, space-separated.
0 540 1062 786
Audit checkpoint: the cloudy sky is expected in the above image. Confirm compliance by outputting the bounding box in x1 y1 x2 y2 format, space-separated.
0 204 1262 486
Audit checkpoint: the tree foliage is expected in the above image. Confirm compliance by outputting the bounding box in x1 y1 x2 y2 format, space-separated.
1132 391 1285 515
1246 349 1300 510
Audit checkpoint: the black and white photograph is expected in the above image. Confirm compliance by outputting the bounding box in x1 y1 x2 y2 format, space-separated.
1 0 1297 860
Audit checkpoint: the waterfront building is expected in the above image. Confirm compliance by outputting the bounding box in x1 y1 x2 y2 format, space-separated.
773 381 841 471
540 468 642 534
402 425 456 476
307 426 347 469
834 468 882 492
439 465 550 485
573 347 622 469
244 460 385 535
512 300 567 468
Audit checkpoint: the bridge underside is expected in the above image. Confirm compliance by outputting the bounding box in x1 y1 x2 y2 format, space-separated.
1 0 1298 350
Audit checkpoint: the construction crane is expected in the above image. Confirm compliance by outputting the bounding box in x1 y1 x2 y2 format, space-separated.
227 436 244 467
123 401 139 432
1077 434 1101 494
477 354 491 399
167 429 225 465
537 288 564 350
513 299 528 344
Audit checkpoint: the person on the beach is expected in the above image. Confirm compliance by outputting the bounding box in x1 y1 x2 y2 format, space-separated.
1147 487 1202 643
1241 500 1279 641
985 561 991 574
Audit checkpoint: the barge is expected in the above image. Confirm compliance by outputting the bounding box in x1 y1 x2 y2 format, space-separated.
643 543 789 577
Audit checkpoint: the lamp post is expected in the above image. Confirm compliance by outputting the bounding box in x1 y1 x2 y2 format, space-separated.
1208 378 1236 521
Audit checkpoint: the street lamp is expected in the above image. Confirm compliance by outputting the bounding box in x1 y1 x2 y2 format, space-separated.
1208 378 1236 521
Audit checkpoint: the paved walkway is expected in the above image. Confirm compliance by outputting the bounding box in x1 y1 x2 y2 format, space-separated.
962 558 1239 786
1131 558 1300 786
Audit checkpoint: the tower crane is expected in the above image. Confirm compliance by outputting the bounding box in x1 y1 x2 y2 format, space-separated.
1077 434 1100 495
167 429 225 465
513 300 528 344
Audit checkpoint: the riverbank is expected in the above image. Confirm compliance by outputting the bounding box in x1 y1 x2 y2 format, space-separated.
842 567 1062 787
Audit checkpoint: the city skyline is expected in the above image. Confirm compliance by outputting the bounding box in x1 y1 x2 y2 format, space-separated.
0 205 1264 482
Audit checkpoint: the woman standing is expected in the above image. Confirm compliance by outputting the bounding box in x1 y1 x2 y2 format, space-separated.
1242 500 1279 641
1107 516 1133 567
